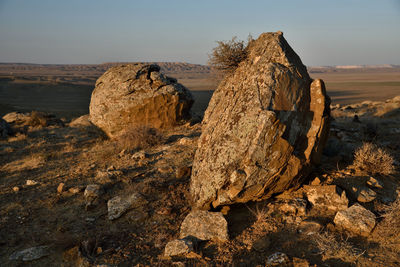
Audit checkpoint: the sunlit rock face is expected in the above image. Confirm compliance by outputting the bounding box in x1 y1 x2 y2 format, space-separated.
190 32 331 210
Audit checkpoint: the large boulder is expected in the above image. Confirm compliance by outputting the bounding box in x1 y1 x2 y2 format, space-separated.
89 64 194 137
190 32 330 210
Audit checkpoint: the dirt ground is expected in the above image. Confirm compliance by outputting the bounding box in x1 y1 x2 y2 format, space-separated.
1 64 400 266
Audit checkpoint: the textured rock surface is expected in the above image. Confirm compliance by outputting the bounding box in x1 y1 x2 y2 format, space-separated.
190 32 330 209
107 193 146 220
179 211 228 242
334 203 376 236
89 64 193 137
9 246 50 261
164 237 194 257
304 185 348 213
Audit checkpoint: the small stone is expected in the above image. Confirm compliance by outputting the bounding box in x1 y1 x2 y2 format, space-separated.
57 183 65 193
179 211 228 242
69 187 81 194
178 137 192 145
334 203 376 236
367 177 384 189
26 180 38 186
131 151 147 160
351 186 377 203
12 186 20 192
298 221 322 235
266 252 290 266
10 246 50 261
107 193 147 220
220 206 230 215
164 237 194 257
304 185 348 213
84 184 102 199
310 177 321 186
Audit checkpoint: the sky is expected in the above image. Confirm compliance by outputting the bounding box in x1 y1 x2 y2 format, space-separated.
0 0 399 66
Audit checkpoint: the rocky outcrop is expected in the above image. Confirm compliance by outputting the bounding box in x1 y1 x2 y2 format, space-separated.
89 64 193 137
190 32 330 209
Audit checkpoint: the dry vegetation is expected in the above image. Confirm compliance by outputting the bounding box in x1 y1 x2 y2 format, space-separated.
353 142 395 175
208 36 252 74
115 125 164 152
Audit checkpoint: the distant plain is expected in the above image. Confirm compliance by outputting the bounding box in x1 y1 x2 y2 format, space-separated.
0 63 399 119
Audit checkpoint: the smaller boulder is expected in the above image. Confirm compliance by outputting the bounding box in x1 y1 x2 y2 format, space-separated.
350 186 377 203
179 211 228 242
84 184 102 199
164 237 195 257
69 114 93 128
304 185 348 213
107 193 147 220
334 203 376 236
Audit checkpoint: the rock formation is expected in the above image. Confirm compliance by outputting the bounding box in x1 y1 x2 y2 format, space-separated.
190 32 330 210
89 64 193 137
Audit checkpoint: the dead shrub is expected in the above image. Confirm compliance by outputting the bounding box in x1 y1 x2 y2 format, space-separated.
208 36 252 74
353 142 395 175
27 111 48 127
115 125 163 152
375 199 400 252
313 231 364 262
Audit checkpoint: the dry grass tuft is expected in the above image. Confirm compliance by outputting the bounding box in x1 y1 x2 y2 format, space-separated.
314 231 364 262
208 36 252 74
353 142 395 175
27 111 48 127
115 125 163 152
248 203 269 224
375 199 400 252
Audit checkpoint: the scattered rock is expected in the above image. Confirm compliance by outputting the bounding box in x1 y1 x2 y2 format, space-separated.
304 185 348 213
0 118 12 138
89 63 194 137
9 246 50 261
69 187 81 194
12 186 20 192
268 198 307 217
367 176 384 189
334 203 376 236
95 170 123 184
351 186 377 203
107 193 147 220
310 177 321 186
2 111 30 124
266 252 291 266
178 137 192 145
57 183 65 193
164 237 195 257
179 211 228 242
131 151 148 160
298 221 323 235
26 180 38 186
84 184 102 199
190 32 330 209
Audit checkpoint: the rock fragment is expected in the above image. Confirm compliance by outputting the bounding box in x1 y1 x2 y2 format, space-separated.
367 176 383 189
164 237 195 257
334 203 376 236
107 193 146 220
304 185 348 213
26 180 38 186
266 252 291 266
10 246 50 261
351 186 377 203
179 211 228 242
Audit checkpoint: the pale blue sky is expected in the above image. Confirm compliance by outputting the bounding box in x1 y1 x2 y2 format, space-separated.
0 0 399 66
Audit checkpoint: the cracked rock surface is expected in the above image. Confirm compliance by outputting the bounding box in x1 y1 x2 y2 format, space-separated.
190 32 331 209
89 64 193 137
